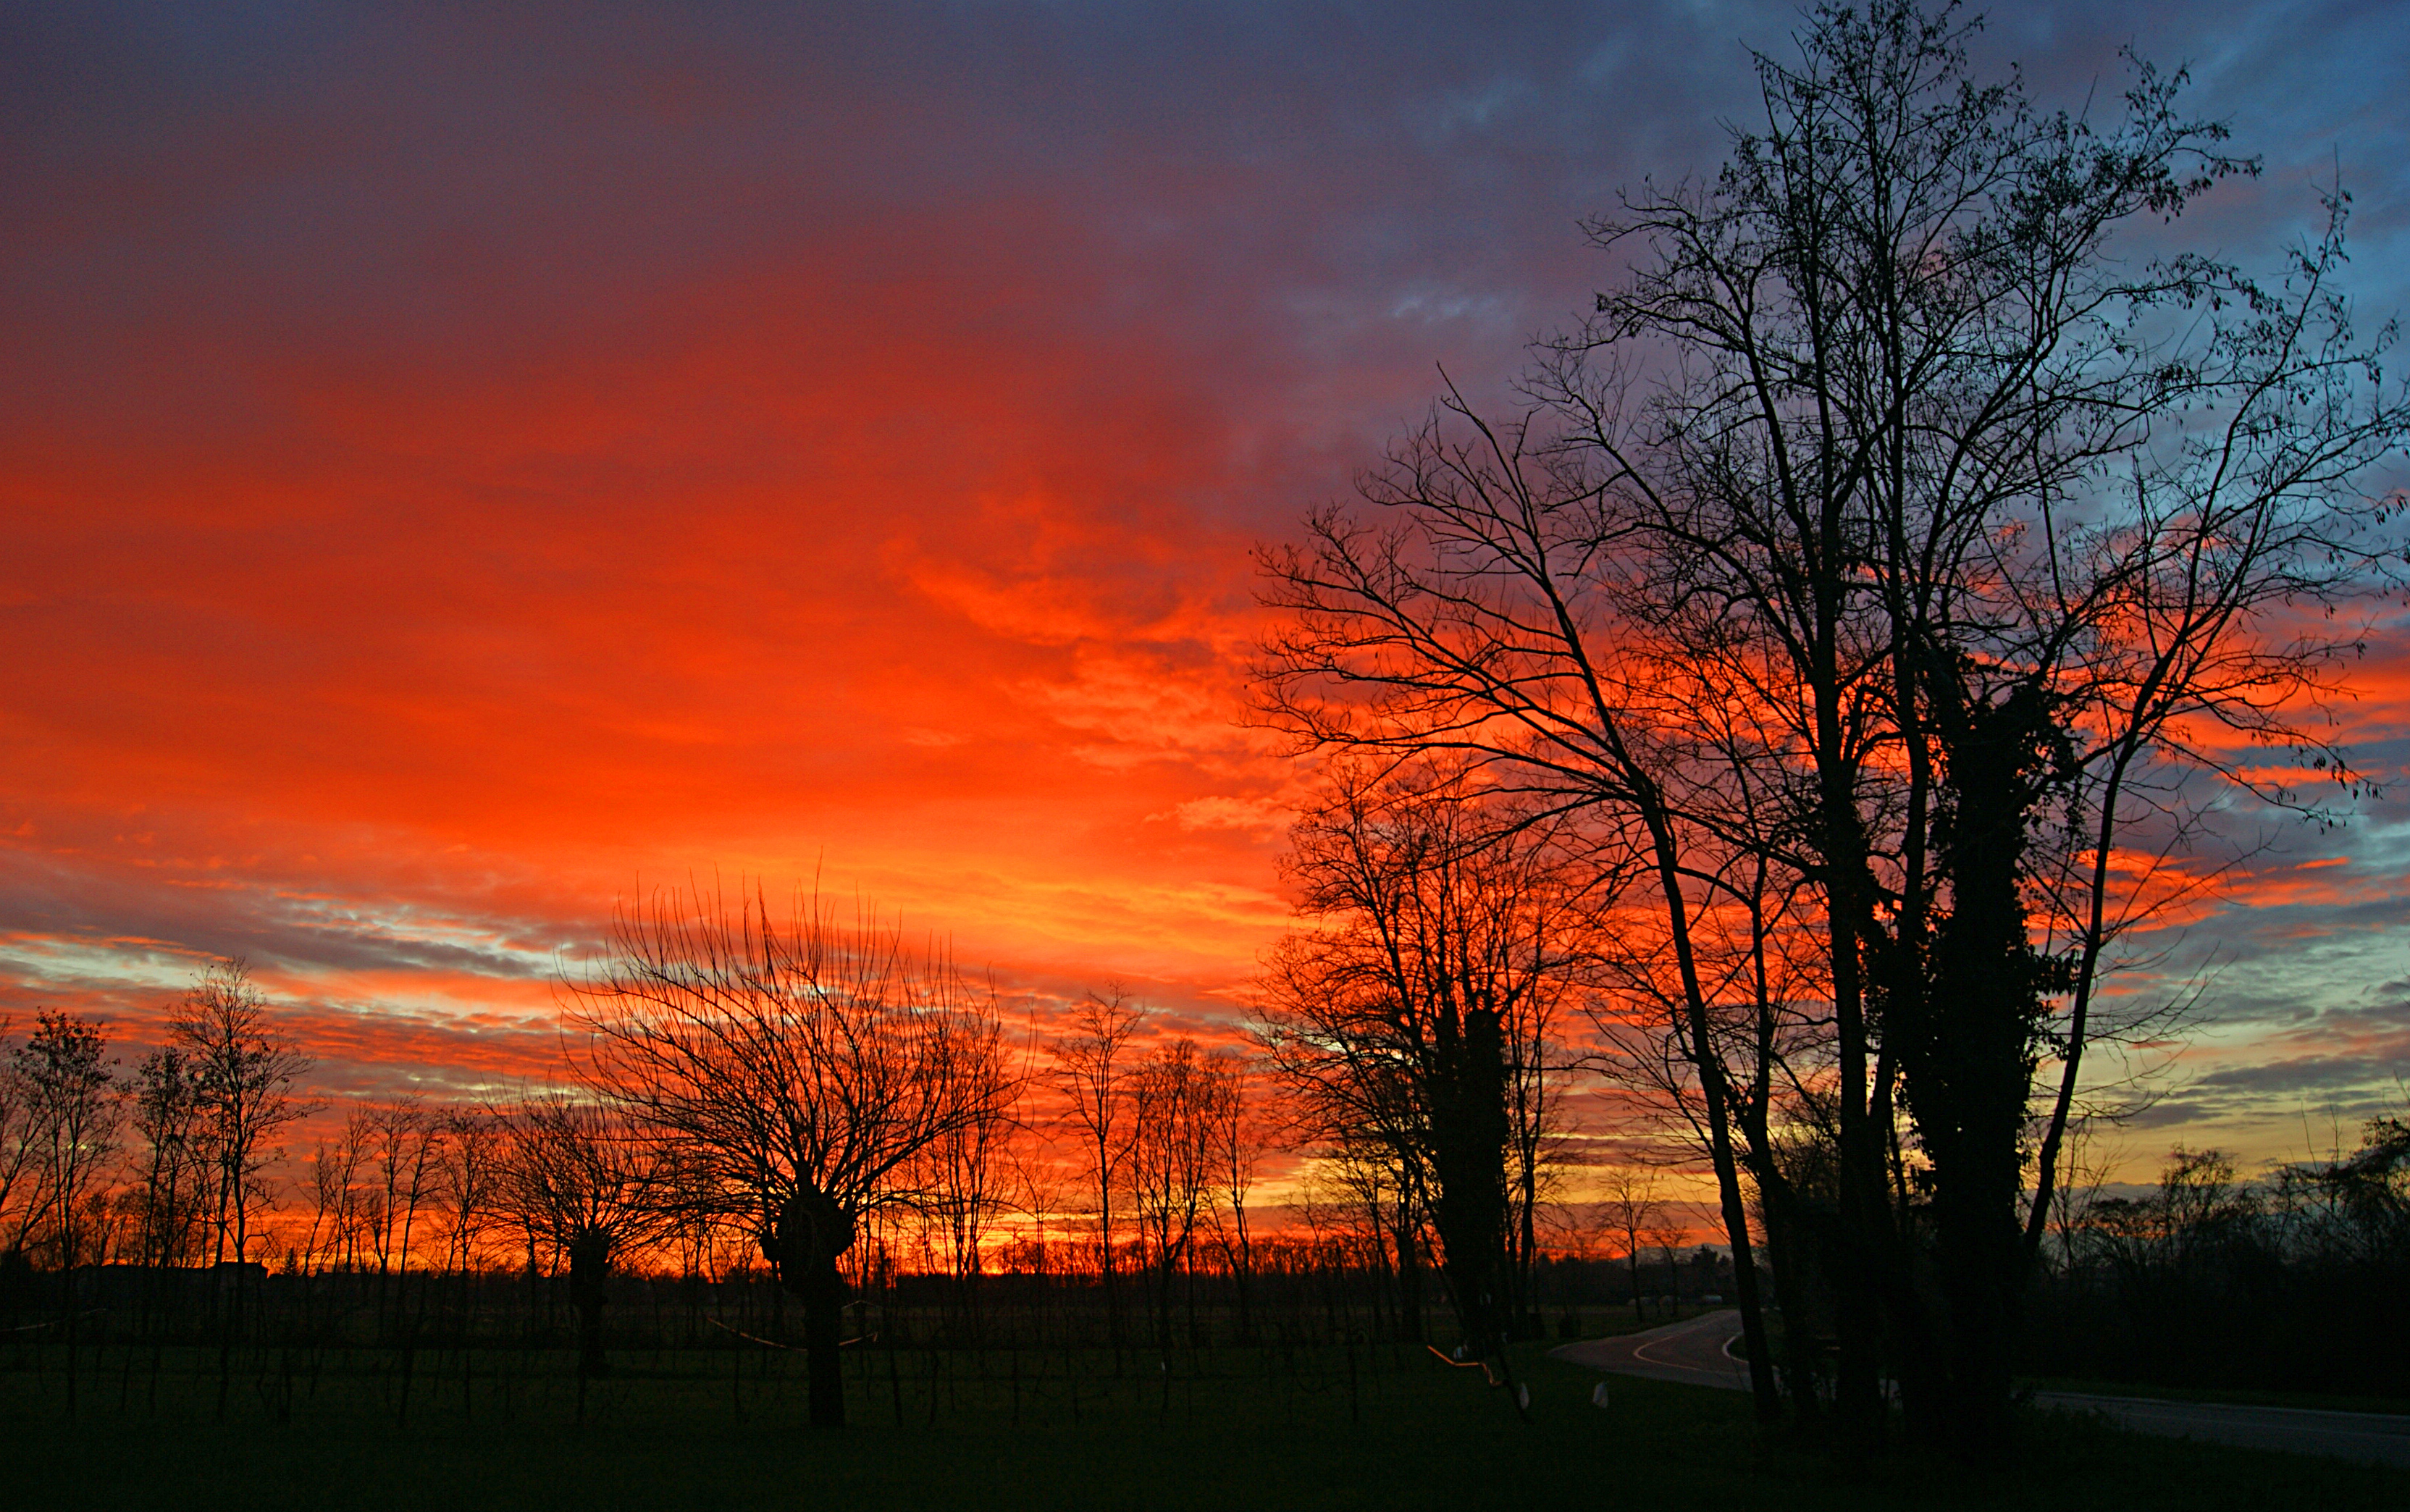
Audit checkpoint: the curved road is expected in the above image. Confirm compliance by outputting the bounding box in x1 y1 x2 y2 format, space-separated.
1552 1309 1755 1392
1550 1309 2410 1470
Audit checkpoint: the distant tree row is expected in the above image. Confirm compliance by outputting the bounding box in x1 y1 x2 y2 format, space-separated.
2027 1133 2410 1396
0 963 307 1278
0 891 1594 1432
11 800 2408 1454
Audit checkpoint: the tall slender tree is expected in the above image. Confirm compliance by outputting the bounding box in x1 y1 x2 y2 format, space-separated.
1049 988 1146 1342
9 1012 118 1268
1125 1037 1217 1349
172 960 312 1268
918 1007 1017 1333
127 1046 208 1268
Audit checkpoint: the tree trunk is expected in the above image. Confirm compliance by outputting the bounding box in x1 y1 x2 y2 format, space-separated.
1427 1004 1512 1366
1902 680 2065 1461
765 1188 857 1429
1820 795 1892 1456
1393 1208 1424 1345
1639 803 1784 1425
801 1259 846 1428
1756 1171 1826 1429
568 1230 611 1382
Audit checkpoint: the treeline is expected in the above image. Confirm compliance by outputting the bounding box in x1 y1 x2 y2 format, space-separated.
1 964 306 1285
0 930 1611 1427
0 936 1741 1435
2027 1135 2410 1399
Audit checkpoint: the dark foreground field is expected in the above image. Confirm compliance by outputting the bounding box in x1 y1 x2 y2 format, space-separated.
4 1339 2401 1512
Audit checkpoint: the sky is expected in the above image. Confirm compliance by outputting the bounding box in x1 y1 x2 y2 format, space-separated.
3 0 2408 1179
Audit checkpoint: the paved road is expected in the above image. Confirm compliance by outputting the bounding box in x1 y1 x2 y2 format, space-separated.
1548 1310 2410 1469
2027 1390 2410 1469
1550 1309 1755 1392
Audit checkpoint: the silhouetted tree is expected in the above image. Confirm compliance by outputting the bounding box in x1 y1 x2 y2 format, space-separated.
916 1007 1017 1333
9 1012 118 1269
1126 1037 1216 1349
1256 764 1598 1388
1597 1167 1659 1320
436 1105 504 1275
9 1012 117 1418
568 885 1009 1427
301 1108 372 1273
493 1093 673 1384
365 1099 444 1295
1049 988 1146 1342
0 1017 43 1266
1202 1050 1264 1340
172 960 311 1267
127 1046 208 1268
1258 0 2408 1460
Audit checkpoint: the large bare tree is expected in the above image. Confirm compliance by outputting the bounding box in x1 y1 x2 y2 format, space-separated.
567 885 1009 1427
1545 2 2406 1456
1255 763 1603 1387
1256 1 2406 1458
492 1092 675 1385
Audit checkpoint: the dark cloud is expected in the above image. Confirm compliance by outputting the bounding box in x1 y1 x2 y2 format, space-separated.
2193 1052 2410 1097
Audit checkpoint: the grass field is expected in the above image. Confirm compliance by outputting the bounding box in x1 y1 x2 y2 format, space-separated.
3 1336 2402 1511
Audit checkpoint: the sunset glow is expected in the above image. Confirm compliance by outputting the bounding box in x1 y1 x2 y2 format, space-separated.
6 0 2409 1176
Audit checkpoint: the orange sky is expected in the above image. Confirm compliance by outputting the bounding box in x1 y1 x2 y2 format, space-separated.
4 1 2409 1177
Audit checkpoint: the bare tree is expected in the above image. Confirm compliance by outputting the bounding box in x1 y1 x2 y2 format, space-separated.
364 1099 445 1285
1254 366 1789 1421
6 1012 118 1419
1550 9 2404 1453
1256 1 2406 1458
1645 1206 1695 1321
127 1046 208 1269
1597 1165 1660 1321
172 960 313 1268
8 1012 119 1268
302 1109 373 1274
568 884 1009 1427
1201 1049 1264 1340
0 1019 36 1264
437 1106 505 1276
1256 763 1602 1385
1007 1138 1074 1282
492 1092 674 1384
917 1007 1017 1333
1125 1037 1217 1349
1503 972 1572 1336
1049 986 1146 1342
